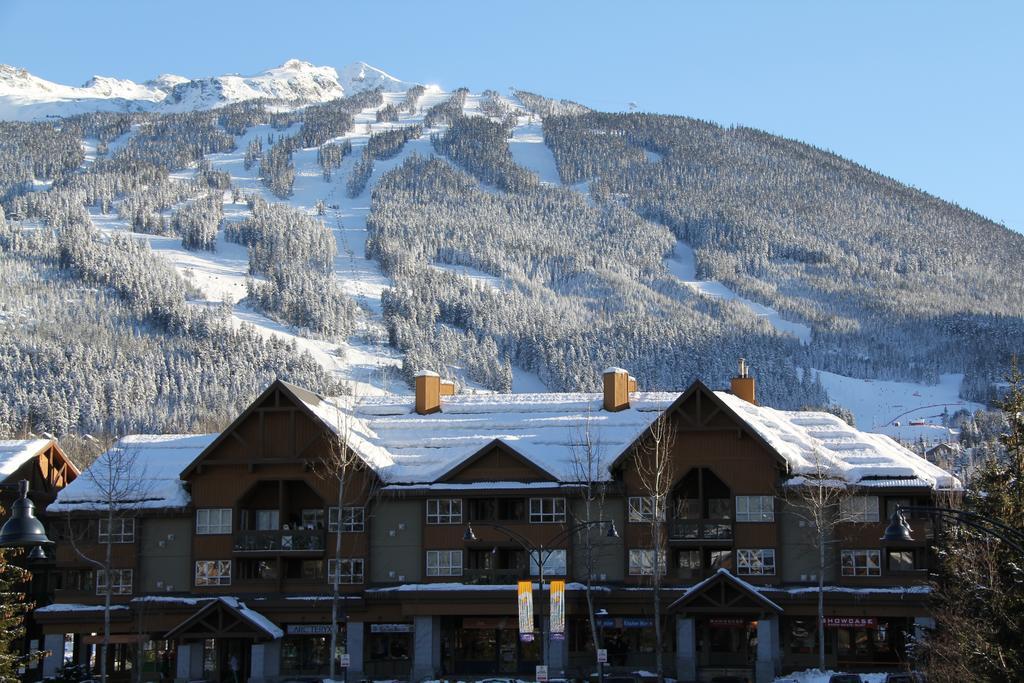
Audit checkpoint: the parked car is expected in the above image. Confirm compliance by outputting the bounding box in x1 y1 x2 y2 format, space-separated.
884 673 927 683
828 675 863 683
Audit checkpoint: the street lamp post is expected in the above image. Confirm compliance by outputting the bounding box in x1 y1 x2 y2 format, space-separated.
881 504 1024 555
464 519 619 676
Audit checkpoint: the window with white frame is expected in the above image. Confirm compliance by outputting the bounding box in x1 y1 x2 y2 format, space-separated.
328 506 366 532
426 499 462 525
529 549 567 576
840 496 880 523
327 558 365 584
736 548 776 575
301 509 325 529
195 560 232 586
735 496 775 522
426 550 463 577
196 508 232 535
98 518 135 543
628 496 665 522
628 549 667 576
96 568 133 595
841 549 881 577
529 497 566 523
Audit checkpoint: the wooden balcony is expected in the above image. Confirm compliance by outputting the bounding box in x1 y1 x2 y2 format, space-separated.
233 529 325 556
669 518 733 542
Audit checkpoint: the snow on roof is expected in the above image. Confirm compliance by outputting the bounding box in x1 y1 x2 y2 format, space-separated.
713 391 961 490
50 434 216 512
0 438 51 478
218 596 283 639
676 568 783 613
319 391 678 484
36 603 130 613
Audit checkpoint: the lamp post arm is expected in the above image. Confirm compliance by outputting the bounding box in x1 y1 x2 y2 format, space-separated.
898 505 1024 554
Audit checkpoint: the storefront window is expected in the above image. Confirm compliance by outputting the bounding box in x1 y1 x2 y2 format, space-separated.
369 633 411 660
142 639 176 678
282 636 331 675
788 618 831 654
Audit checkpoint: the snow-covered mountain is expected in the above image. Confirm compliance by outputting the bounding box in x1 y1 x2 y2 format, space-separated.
0 60 421 120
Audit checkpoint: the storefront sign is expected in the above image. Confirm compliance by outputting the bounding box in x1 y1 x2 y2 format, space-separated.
340 654 351 668
824 617 878 629
518 580 534 636
622 617 654 628
597 648 608 664
286 624 336 635
536 665 549 682
370 623 414 633
709 618 751 628
463 617 511 630
550 579 566 637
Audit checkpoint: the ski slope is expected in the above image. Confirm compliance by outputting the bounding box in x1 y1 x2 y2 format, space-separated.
665 240 813 344
72 81 982 443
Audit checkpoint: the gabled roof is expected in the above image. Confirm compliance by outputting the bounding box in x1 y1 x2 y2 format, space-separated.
163 597 282 640
608 380 790 474
669 568 783 614
435 439 558 483
0 438 64 479
50 434 215 512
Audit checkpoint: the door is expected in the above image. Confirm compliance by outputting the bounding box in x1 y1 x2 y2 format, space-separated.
498 629 518 674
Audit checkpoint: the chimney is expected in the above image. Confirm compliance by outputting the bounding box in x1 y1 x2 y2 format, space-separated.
415 371 442 415
628 375 638 393
730 358 756 404
603 367 630 412
439 379 456 396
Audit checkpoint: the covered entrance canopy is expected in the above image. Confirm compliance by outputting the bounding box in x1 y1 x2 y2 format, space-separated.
669 569 783 683
669 568 783 616
163 596 283 641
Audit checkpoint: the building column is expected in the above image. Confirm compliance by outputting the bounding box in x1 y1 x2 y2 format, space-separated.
544 616 568 676
42 633 64 678
756 615 780 683
412 616 441 680
347 621 364 681
250 640 281 683
176 641 204 682
675 617 697 683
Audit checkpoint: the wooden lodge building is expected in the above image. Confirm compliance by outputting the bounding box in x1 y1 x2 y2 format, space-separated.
35 365 957 683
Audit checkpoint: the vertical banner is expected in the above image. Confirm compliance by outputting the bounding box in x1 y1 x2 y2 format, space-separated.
550 579 566 638
518 580 534 639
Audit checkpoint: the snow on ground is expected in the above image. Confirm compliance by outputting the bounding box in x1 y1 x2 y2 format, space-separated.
776 670 888 683
665 240 813 344
814 370 984 444
429 262 503 291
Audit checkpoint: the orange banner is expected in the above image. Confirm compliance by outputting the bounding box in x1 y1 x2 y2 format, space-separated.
550 580 565 635
518 580 534 635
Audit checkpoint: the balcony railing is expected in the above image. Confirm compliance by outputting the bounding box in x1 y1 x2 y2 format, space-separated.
670 518 733 541
462 568 528 585
233 529 325 553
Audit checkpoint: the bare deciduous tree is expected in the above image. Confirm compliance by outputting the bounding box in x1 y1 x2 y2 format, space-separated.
781 449 857 671
569 411 610 682
631 413 675 683
64 437 152 683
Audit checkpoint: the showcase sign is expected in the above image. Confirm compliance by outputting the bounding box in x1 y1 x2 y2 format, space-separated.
370 623 414 633
518 580 534 637
286 624 336 635
550 580 565 637
824 617 878 629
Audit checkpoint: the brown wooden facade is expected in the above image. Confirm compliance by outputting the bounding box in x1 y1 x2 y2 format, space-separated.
38 378 942 683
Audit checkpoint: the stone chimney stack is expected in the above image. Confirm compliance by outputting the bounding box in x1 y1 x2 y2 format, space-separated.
603 367 630 412
730 358 756 405
415 371 442 415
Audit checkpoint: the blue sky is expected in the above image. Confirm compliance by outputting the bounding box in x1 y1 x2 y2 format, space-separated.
2 0 1020 232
